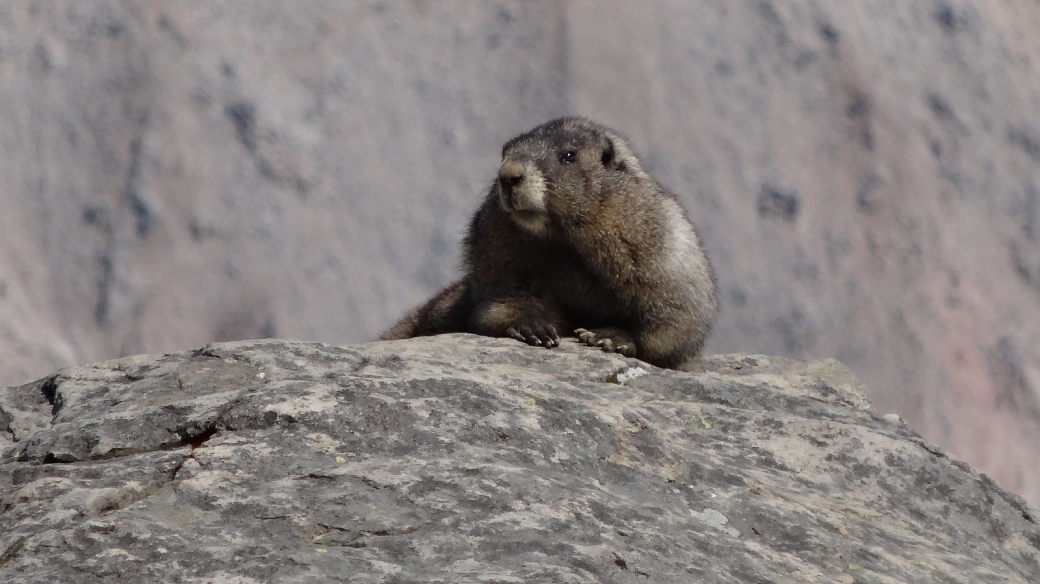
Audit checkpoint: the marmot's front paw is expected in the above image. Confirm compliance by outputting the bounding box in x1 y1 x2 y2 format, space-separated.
575 327 637 357
506 321 561 348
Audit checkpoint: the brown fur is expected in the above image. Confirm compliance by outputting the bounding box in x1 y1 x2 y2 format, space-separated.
379 117 718 369
379 279 470 340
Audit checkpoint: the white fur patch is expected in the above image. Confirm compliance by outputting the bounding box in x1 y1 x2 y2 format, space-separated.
511 213 550 236
660 199 717 311
512 163 547 212
502 161 549 236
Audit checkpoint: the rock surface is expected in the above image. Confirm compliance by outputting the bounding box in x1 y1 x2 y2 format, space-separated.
2 337 1038 583
2 0 1040 507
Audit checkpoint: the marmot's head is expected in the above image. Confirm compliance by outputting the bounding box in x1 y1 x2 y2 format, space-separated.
495 117 648 236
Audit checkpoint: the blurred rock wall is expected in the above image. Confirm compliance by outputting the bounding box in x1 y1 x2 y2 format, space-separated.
2 0 1040 504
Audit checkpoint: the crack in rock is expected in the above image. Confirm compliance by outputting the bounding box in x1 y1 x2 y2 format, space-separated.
0 537 27 569
39 376 61 417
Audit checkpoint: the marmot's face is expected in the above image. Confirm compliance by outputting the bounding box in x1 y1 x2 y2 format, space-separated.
496 118 634 236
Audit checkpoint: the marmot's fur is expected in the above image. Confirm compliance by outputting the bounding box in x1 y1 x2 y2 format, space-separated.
380 117 718 369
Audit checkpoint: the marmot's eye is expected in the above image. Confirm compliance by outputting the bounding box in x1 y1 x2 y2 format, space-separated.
559 150 578 165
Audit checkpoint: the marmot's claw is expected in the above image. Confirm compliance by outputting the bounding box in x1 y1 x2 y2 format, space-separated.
518 325 540 346
575 328 595 344
538 323 560 348
575 327 637 357
506 326 526 344
546 325 560 346
511 322 561 348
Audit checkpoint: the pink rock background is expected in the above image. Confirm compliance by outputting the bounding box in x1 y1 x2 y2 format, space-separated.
2 1 1039 505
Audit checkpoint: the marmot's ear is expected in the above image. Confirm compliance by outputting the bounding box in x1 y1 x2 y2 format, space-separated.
602 132 650 180
601 136 627 173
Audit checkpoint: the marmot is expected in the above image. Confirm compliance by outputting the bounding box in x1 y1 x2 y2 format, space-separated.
379 117 718 369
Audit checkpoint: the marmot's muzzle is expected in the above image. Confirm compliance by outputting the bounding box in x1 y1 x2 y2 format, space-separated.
498 159 545 213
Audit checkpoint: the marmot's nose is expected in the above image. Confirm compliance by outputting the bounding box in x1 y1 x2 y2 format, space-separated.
498 160 526 194
499 174 523 194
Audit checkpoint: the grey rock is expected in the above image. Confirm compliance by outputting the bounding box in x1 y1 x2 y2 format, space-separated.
2 0 1040 515
2 337 1038 582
